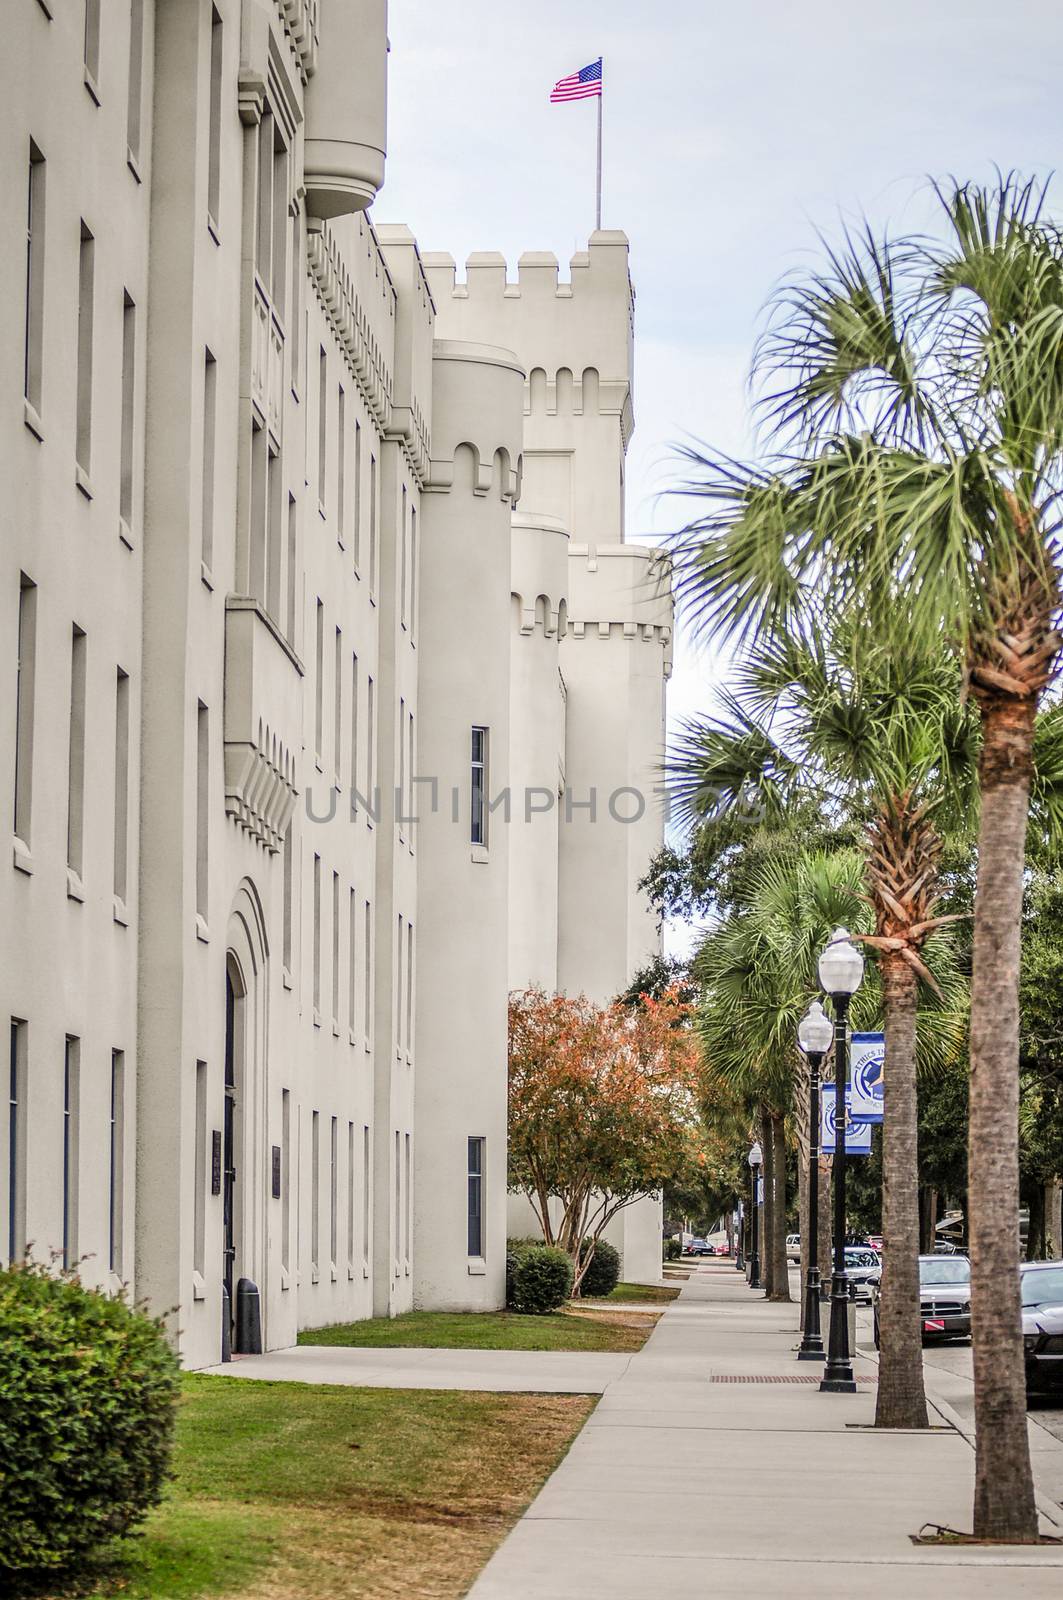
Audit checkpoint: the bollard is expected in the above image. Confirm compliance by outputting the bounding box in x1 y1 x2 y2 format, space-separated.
235 1277 263 1354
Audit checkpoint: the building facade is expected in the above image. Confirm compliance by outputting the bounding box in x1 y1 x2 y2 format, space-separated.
1 0 671 1366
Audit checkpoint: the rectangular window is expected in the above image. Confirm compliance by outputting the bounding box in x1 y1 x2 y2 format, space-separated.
404 1131 411 1266
353 419 362 567
108 1050 124 1276
7 1022 27 1265
333 627 342 783
196 703 209 921
289 211 302 387
398 698 406 840
369 454 377 596
282 821 293 975
396 915 403 1048
363 899 373 1042
120 293 136 532
349 651 359 799
406 921 414 1057
281 1087 291 1273
249 417 267 601
286 493 297 642
317 347 327 512
207 7 222 227
407 711 415 847
271 134 287 310
201 350 216 571
409 505 417 638
266 443 281 620
113 669 129 903
400 485 408 629
394 1129 400 1272
83 0 100 95
312 853 321 1018
24 144 46 419
366 675 375 810
467 1137 484 1257
347 1121 355 1272
337 385 346 544
362 1124 370 1267
470 726 488 847
63 1037 80 1270
14 576 37 848
76 224 95 478
67 626 86 878
311 1109 320 1273
331 870 339 1029
193 1060 207 1277
126 0 145 165
314 600 324 764
348 888 358 1037
329 1116 338 1269
255 112 275 293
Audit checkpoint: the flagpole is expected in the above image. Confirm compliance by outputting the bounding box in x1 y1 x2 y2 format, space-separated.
595 80 602 231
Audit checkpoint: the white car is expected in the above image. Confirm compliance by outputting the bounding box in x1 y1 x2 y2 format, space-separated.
786 1233 801 1262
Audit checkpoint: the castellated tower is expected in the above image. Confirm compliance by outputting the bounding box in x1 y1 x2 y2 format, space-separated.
422 234 674 1284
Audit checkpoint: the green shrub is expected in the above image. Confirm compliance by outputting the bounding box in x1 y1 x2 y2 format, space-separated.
505 1237 543 1308
579 1238 621 1297
0 1260 181 1577
509 1244 573 1314
663 1237 682 1262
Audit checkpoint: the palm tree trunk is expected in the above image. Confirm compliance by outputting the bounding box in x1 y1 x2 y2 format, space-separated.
969 695 1038 1541
768 1109 791 1302
875 954 928 1428
759 1108 775 1296
818 1154 832 1298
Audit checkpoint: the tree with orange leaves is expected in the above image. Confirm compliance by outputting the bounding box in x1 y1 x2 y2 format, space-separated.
508 986 702 1295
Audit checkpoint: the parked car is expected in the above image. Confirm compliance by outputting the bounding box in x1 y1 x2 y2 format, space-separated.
786 1233 801 1263
683 1237 710 1256
843 1246 881 1302
1022 1262 1063 1394
933 1239 958 1255
866 1235 883 1253
872 1254 971 1347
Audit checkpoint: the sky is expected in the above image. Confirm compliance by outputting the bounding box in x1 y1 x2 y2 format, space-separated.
376 0 1062 949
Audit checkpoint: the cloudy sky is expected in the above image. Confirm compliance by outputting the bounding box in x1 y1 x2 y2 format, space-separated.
376 0 1059 943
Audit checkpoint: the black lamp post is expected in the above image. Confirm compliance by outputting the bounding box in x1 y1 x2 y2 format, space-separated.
796 1000 833 1360
818 927 864 1394
748 1140 763 1290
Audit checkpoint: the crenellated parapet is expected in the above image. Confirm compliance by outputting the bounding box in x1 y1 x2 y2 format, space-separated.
511 511 569 637
273 0 319 82
425 342 524 501
565 544 674 678
422 232 633 417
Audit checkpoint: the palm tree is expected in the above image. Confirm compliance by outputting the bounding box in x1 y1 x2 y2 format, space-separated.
672 617 971 1428
695 849 873 1303
671 174 1063 1539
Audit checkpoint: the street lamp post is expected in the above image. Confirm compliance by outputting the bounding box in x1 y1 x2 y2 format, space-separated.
796 1000 833 1360
818 928 864 1395
748 1141 763 1290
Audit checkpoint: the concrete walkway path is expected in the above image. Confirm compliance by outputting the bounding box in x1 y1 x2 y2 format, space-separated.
467 1261 1063 1599
200 1342 631 1394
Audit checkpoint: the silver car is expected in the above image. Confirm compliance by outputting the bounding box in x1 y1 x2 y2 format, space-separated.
872 1254 971 1346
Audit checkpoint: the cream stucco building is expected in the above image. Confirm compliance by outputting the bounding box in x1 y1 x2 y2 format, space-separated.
1 0 671 1366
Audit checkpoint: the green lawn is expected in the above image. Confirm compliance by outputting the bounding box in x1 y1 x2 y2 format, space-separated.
298 1305 654 1353
32 1375 594 1600
581 1281 682 1306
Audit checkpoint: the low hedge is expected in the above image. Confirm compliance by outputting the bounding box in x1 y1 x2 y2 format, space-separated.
579 1237 621 1298
0 1260 180 1577
663 1237 682 1262
505 1239 574 1314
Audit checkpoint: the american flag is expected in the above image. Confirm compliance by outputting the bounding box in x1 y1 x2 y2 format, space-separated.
550 58 602 103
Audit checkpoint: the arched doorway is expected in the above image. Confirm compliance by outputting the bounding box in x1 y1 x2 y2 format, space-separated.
222 955 246 1355
223 879 269 1358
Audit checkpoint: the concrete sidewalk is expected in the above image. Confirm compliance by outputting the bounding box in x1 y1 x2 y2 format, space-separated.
200 1342 631 1394
467 1262 1063 1599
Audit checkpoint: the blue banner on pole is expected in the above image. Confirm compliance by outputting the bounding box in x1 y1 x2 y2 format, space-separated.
821 1083 873 1155
850 1032 884 1123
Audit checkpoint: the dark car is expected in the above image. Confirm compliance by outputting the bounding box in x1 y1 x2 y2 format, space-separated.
1022 1262 1063 1394
872 1254 971 1347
